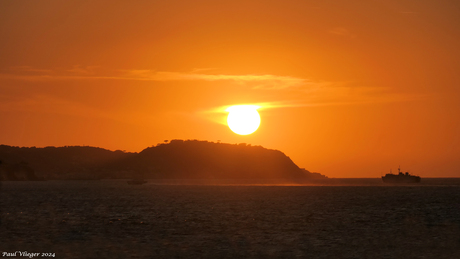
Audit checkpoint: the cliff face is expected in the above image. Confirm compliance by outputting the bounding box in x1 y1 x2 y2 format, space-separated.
0 140 326 181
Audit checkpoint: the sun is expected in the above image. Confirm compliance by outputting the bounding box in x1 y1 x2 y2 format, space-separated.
226 105 261 135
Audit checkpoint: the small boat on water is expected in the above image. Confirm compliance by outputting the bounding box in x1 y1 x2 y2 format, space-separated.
382 166 421 183
127 179 148 185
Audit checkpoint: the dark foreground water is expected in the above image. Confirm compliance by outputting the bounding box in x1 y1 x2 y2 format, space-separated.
1 179 460 258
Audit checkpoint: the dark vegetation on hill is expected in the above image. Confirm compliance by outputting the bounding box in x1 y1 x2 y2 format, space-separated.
0 140 327 181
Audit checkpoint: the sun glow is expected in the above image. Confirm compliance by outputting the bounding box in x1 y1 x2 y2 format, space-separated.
226 105 261 135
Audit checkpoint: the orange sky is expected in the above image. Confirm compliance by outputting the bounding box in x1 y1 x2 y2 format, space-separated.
1 0 459 177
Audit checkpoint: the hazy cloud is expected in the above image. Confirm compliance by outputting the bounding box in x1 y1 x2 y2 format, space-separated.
1 67 314 90
118 70 310 89
202 85 425 121
0 94 111 119
329 27 356 38
67 65 100 75
1 67 423 109
8 66 54 74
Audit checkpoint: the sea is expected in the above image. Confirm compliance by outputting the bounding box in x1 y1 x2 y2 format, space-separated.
1 178 460 258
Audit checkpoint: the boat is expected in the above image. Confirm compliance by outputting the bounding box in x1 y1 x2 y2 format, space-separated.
382 166 421 183
127 179 148 185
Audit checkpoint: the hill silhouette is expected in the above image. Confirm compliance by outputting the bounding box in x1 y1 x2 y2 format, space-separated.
0 140 327 181
0 145 131 180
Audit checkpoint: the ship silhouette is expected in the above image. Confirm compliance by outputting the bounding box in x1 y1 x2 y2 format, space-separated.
382 166 421 183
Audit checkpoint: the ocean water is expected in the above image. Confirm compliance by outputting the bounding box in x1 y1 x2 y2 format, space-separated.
1 179 460 258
